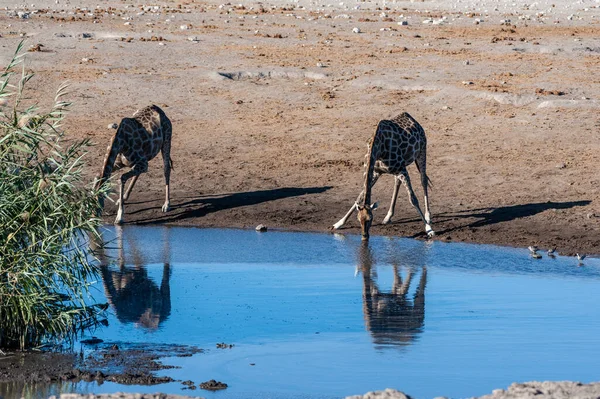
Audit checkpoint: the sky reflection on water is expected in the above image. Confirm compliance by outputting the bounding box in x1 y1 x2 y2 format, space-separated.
9 226 600 399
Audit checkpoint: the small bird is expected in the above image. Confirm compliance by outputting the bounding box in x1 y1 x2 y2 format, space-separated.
528 246 539 254
577 253 586 265
547 247 556 258
532 252 542 259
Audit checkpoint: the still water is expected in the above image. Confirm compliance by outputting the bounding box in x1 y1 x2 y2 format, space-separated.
10 226 600 398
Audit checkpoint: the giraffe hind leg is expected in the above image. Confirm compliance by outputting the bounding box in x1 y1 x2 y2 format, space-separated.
382 176 402 225
115 162 148 225
415 151 434 236
116 175 140 206
161 137 172 213
399 168 434 238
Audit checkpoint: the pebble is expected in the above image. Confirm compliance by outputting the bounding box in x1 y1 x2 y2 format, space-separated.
462 81 474 85
398 21 408 25
352 27 361 33
316 62 325 68
255 224 268 232
107 123 118 129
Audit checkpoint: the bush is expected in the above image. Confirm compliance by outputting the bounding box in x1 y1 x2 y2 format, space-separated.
0 42 107 350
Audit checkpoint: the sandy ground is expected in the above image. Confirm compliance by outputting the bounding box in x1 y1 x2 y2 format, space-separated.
2 0 600 255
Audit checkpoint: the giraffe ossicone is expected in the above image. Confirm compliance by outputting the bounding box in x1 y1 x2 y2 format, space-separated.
333 112 434 240
94 105 173 225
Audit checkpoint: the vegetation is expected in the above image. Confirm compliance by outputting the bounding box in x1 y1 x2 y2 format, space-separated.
0 42 107 350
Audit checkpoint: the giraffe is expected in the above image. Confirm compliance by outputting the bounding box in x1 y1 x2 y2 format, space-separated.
95 105 172 225
358 242 426 348
332 112 433 240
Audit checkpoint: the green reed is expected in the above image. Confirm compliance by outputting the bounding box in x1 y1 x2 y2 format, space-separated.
0 42 108 349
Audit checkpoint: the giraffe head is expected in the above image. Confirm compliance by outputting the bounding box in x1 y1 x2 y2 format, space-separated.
356 202 378 240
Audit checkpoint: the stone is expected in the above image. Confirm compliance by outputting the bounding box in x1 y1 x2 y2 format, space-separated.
255 224 268 232
352 27 361 33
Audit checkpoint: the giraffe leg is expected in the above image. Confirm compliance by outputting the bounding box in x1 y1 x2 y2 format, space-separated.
116 175 140 206
398 168 434 238
124 175 139 202
333 173 380 229
115 162 148 225
161 141 171 213
416 151 434 236
382 176 402 225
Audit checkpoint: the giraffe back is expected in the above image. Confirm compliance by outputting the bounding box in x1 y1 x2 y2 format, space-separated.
117 105 172 166
370 112 426 175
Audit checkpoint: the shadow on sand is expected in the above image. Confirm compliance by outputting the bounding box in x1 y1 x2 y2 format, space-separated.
391 200 592 238
126 186 332 224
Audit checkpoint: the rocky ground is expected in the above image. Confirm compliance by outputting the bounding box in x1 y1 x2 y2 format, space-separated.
31 381 600 399
1 0 599 256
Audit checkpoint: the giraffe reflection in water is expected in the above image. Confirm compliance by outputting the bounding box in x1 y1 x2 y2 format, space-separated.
357 242 427 348
99 226 172 330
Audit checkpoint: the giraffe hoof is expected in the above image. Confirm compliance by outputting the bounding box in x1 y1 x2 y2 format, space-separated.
114 218 124 225
162 204 171 212
382 217 392 225
426 229 435 238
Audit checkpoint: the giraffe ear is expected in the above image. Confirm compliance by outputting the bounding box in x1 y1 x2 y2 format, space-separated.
370 202 379 211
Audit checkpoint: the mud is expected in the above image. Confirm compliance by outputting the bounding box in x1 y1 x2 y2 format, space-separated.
0 344 202 388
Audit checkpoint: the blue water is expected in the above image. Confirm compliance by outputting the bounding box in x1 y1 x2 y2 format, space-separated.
7 226 600 399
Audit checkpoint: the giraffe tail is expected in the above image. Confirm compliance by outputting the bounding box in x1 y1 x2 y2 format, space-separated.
415 162 433 189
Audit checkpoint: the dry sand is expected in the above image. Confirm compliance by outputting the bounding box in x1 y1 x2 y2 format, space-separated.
2 0 600 255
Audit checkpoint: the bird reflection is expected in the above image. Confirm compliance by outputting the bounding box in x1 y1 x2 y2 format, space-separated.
358 241 426 348
99 226 172 330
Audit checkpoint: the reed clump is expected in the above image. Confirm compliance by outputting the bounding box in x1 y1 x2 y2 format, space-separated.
0 42 108 349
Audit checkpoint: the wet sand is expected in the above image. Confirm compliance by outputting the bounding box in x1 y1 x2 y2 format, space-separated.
0 0 598 255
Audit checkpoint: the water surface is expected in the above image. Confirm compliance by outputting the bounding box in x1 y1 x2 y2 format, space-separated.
7 226 600 399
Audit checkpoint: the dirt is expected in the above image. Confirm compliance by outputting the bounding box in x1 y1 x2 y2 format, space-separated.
0 0 598 256
0 344 203 394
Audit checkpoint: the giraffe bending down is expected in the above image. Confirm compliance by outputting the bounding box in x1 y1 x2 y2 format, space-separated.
95 105 172 225
332 112 433 240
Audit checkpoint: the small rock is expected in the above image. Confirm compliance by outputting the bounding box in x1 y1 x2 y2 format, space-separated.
397 20 408 25
464 60 470 65
352 27 361 33
17 11 30 19
316 62 325 68
199 380 228 391
255 224 267 232
462 81 474 85
587 213 596 219
108 123 118 129
556 162 566 169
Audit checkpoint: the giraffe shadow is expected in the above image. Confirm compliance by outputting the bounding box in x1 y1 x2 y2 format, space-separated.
430 200 592 236
132 186 332 224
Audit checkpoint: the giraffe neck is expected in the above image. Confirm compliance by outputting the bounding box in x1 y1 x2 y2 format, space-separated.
362 138 378 207
96 125 123 203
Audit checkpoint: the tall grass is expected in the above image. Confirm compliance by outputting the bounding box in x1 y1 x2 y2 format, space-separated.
0 42 108 350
